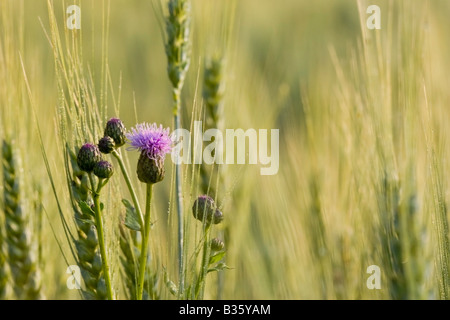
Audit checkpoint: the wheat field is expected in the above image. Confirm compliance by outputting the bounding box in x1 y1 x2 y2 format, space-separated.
0 0 449 300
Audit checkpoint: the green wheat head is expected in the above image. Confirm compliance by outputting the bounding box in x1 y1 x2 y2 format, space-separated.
377 171 428 300
2 140 43 300
119 222 160 300
0 202 6 299
165 0 191 97
200 57 225 197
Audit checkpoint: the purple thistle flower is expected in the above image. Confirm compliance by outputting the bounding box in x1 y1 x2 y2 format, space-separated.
126 123 173 161
127 123 173 184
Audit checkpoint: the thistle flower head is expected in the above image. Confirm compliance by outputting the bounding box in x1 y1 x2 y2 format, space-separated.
126 123 173 161
127 123 172 184
98 136 115 154
93 161 114 179
104 118 126 147
192 195 223 226
210 238 225 252
77 143 102 172
136 153 165 184
213 208 223 225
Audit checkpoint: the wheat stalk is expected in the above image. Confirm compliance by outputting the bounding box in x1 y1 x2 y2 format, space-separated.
2 140 43 300
199 56 227 299
165 0 192 297
377 174 406 299
376 171 428 299
307 177 331 299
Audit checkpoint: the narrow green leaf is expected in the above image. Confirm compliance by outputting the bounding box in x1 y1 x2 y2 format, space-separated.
163 268 178 296
209 251 226 266
75 217 96 226
122 199 141 231
207 263 232 274
79 201 95 217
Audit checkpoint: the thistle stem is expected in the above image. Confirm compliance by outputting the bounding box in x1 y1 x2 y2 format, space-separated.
112 150 145 229
137 183 153 300
88 173 114 300
197 226 211 299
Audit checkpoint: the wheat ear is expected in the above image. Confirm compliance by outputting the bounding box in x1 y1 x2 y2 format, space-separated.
200 56 227 299
200 57 225 197
119 222 159 300
2 140 43 299
0 203 6 299
165 0 192 297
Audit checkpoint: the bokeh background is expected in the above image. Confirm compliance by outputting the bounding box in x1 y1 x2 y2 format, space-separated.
1 0 450 299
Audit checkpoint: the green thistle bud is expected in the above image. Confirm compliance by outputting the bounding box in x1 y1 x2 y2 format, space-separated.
136 152 165 184
77 144 102 172
98 136 115 154
192 195 223 225
93 161 114 179
210 238 225 252
104 118 126 147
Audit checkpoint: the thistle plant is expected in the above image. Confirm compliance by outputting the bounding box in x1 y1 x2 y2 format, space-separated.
210 238 225 252
75 143 114 300
165 0 192 295
192 195 224 226
70 118 141 300
104 118 127 148
103 118 145 230
2 140 43 300
68 148 104 299
126 122 173 300
191 195 225 299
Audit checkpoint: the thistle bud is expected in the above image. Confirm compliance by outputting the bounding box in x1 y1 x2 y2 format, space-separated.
210 238 225 252
192 195 223 225
213 208 223 225
136 152 165 184
93 161 114 179
104 118 126 147
98 136 115 154
77 143 102 172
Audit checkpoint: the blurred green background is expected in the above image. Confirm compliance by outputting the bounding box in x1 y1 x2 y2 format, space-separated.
1 0 450 299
